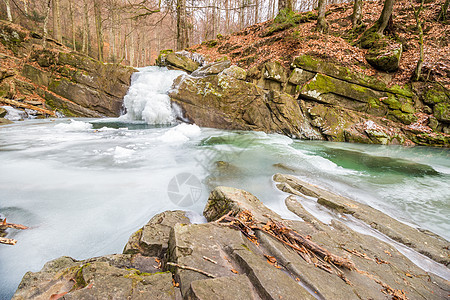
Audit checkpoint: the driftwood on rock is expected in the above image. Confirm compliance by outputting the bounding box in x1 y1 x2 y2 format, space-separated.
218 210 355 283
0 237 17 245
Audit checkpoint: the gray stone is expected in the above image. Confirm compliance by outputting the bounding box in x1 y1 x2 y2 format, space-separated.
263 61 287 83
124 210 190 258
220 65 247 80
191 61 231 77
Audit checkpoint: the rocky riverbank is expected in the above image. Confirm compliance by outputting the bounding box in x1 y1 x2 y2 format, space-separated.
0 21 136 119
12 176 449 299
160 50 449 147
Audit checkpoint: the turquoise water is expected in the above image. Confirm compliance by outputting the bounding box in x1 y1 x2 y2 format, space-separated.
0 119 449 298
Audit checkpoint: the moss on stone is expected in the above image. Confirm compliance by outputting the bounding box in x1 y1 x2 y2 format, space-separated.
390 110 417 125
423 88 449 105
383 94 402 110
433 102 450 122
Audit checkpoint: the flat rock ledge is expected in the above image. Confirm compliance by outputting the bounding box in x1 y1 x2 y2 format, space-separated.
13 181 450 300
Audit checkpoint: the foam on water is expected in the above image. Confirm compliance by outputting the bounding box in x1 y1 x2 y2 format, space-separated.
119 67 185 124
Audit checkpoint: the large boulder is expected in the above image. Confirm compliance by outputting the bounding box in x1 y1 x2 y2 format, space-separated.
169 72 322 139
365 40 402 73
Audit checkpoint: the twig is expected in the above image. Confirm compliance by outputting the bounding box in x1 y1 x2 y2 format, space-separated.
202 256 218 264
166 262 216 278
215 210 233 223
1 219 29 230
0 237 17 245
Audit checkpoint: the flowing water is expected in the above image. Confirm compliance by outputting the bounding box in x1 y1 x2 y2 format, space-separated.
1 67 449 299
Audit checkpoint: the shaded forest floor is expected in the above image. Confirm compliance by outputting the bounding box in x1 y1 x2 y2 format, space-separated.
191 0 449 88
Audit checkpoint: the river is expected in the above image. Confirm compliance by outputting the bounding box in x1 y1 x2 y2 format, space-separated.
0 67 449 299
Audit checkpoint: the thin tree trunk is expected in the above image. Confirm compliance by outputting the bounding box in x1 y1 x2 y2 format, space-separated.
176 0 189 50
94 0 104 61
255 0 259 23
438 0 449 21
317 0 328 33
22 0 28 15
278 0 293 12
225 0 229 33
82 0 89 54
52 0 62 43
43 0 52 48
411 0 424 81
352 0 363 28
376 0 394 35
69 1 76 51
4 0 12 22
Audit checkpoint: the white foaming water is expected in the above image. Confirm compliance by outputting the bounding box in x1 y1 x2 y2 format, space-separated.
119 67 185 124
2 106 27 121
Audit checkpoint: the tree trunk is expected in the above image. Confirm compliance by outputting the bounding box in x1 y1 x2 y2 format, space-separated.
52 0 62 43
69 1 76 51
317 0 328 33
94 0 104 61
22 0 28 16
352 0 363 28
412 0 424 81
82 0 89 54
176 0 189 50
278 0 293 12
225 0 229 33
376 0 394 35
255 0 259 23
4 0 13 22
43 0 52 48
438 0 449 21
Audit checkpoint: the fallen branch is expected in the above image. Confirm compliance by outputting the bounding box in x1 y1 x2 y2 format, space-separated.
1 219 29 230
0 237 17 245
166 262 216 278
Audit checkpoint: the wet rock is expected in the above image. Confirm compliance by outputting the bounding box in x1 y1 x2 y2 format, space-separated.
185 275 257 300
0 117 13 125
169 73 322 139
191 61 231 77
203 186 282 222
0 106 6 118
273 173 450 266
124 210 190 258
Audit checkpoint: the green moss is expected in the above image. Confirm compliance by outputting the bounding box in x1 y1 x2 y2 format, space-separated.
202 40 218 48
389 85 413 98
433 103 450 122
70 263 90 291
390 110 417 125
368 98 381 109
423 88 448 105
400 102 415 114
383 94 402 110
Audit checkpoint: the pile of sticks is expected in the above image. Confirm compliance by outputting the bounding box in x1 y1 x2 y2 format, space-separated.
216 210 355 283
0 218 28 245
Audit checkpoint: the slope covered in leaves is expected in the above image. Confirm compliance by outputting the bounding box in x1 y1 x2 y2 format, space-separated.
191 0 449 88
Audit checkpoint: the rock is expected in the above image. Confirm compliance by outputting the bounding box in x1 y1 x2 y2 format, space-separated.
0 106 6 118
12 254 181 300
434 102 450 122
220 65 247 80
263 61 287 83
288 67 315 85
365 40 402 72
185 275 257 300
191 61 231 77
124 210 190 258
273 173 450 266
203 186 282 222
169 73 322 139
0 117 13 125
165 52 200 73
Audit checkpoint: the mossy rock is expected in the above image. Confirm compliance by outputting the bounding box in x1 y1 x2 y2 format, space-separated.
390 110 417 125
156 49 173 66
423 87 449 105
433 102 450 122
202 40 218 48
365 40 402 72
264 61 287 83
165 53 199 73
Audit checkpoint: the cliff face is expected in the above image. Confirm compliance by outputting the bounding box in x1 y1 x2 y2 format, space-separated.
0 21 136 118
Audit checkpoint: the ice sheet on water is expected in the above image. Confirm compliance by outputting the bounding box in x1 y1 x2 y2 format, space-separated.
54 119 93 131
158 123 201 143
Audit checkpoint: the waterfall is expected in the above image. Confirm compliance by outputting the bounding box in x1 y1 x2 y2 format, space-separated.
119 66 185 124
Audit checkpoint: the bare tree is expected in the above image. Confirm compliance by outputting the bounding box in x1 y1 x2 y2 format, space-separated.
352 0 363 28
376 0 394 35
43 0 52 48
411 0 424 81
69 1 76 51
177 0 189 49
3 0 13 22
317 0 328 33
82 0 90 54
94 0 104 61
278 0 293 12
52 0 62 43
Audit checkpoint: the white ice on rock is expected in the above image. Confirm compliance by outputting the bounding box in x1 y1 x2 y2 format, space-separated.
119 66 185 124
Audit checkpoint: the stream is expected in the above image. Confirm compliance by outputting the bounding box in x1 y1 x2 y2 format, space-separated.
0 67 449 299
